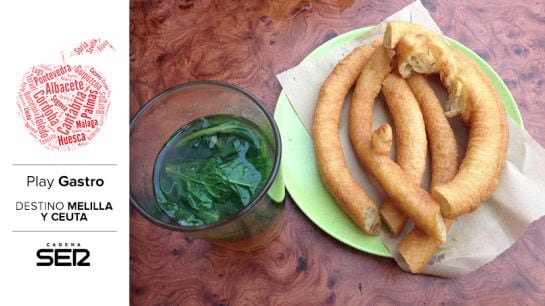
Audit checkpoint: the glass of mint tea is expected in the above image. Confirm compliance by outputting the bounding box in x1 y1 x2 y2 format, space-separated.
130 81 285 251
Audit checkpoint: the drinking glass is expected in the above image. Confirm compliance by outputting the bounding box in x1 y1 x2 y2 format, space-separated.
130 80 285 251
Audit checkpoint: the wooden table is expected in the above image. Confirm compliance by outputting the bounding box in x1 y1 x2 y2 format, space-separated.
130 0 545 304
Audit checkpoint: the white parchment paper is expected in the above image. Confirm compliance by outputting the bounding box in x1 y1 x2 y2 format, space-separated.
276 0 545 277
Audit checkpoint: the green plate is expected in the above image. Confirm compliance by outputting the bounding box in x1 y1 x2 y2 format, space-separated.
273 27 523 258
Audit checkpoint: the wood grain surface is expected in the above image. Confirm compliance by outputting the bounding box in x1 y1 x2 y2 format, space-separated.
130 0 545 304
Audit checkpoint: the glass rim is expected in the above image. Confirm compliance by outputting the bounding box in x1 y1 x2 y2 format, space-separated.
129 80 282 232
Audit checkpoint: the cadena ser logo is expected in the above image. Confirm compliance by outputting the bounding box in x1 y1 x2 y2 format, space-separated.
36 242 90 267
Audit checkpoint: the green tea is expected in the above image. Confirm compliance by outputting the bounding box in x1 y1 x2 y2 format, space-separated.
153 114 274 226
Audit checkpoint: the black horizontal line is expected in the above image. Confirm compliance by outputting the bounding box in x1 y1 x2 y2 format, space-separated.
12 164 118 166
12 230 118 233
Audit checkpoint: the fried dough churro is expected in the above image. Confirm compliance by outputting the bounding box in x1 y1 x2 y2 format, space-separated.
407 74 459 188
349 46 446 243
312 45 381 235
379 73 427 237
384 21 508 219
397 74 459 273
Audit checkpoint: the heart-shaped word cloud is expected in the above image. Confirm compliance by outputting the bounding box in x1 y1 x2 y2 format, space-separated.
17 64 111 151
